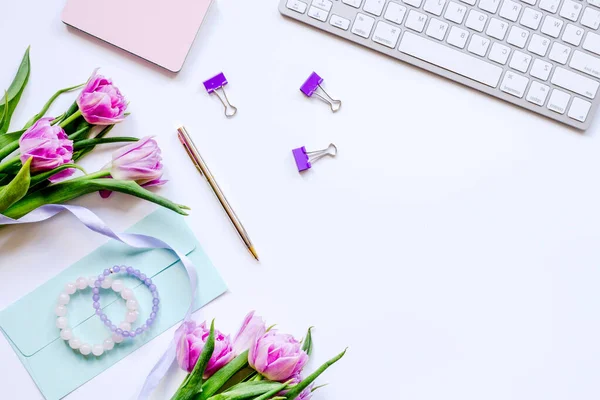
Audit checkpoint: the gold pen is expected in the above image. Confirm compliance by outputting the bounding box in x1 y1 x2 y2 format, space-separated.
177 126 259 261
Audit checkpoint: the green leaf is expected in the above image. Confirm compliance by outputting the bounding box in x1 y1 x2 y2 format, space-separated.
284 349 347 400
0 155 21 175
0 47 31 134
0 157 31 213
28 164 86 189
2 177 189 219
197 351 250 400
74 137 138 150
172 321 217 400
0 91 8 131
251 382 289 400
207 382 285 400
0 130 23 149
0 130 24 162
23 82 85 129
301 327 313 357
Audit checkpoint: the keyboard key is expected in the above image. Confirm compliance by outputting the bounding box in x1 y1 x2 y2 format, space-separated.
405 9 428 31
447 26 469 48
331 14 351 30
589 0 600 8
468 34 491 56
287 0 308 13
528 34 550 56
373 21 402 47
499 0 522 21
547 89 570 113
352 13 375 37
520 7 542 29
539 0 560 13
424 0 447 15
583 32 600 55
562 24 584 46
489 42 511 64
479 0 501 13
487 18 509 40
568 97 592 122
444 1 467 23
342 0 363 7
509 50 532 72
385 2 408 24
549 42 571 64
403 0 423 7
313 0 333 11
526 81 550 105
426 18 449 40
507 26 530 48
308 6 329 21
570 50 600 79
581 7 600 29
466 10 488 31
398 31 503 87
363 0 386 16
559 0 582 21
500 71 529 97
551 67 599 98
541 16 564 37
530 58 553 80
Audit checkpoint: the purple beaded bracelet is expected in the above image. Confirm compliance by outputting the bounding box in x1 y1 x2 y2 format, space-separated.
92 265 160 341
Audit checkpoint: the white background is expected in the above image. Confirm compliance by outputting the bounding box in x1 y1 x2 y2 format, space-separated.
1 0 600 399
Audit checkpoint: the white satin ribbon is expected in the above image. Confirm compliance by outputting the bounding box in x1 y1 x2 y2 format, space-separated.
0 205 197 399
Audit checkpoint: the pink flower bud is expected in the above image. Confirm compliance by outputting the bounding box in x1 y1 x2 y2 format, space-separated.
296 385 314 400
232 311 266 356
249 330 309 382
18 117 74 182
279 375 313 400
175 321 235 378
109 137 165 185
77 71 127 125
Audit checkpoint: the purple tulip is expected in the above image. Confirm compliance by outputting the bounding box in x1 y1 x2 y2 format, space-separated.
109 137 165 185
19 117 74 182
175 321 235 377
232 311 266 356
77 71 127 125
249 329 309 382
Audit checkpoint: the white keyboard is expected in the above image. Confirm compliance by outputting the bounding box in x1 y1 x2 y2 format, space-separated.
279 0 600 129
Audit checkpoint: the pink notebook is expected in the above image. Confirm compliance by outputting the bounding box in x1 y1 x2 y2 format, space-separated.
62 0 213 72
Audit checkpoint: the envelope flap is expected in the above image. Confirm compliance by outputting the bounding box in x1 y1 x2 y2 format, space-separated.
0 209 197 357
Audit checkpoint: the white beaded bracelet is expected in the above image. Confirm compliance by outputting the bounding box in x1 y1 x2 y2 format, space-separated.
55 276 138 357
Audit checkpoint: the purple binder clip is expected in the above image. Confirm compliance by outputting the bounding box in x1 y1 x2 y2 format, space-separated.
292 143 338 172
203 72 238 118
300 72 341 113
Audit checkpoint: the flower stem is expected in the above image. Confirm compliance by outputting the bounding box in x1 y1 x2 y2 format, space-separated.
55 170 110 184
59 109 82 128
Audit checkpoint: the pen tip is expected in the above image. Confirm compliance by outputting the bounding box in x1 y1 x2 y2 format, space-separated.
249 246 259 261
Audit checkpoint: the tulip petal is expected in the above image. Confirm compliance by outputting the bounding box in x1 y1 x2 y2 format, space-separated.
233 311 266 356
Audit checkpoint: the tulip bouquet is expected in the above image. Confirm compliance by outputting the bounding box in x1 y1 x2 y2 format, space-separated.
0 48 188 219
170 312 346 400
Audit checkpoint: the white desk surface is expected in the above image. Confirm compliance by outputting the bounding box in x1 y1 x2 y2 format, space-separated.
2 0 600 399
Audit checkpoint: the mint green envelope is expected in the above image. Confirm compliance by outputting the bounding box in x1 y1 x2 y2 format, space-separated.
0 209 227 400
